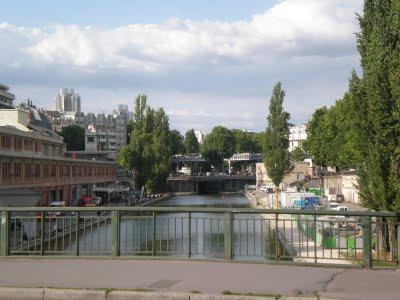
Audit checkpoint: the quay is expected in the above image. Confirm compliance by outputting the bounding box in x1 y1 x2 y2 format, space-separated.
0 258 399 300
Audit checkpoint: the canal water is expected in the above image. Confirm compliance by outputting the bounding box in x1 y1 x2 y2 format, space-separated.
61 194 276 259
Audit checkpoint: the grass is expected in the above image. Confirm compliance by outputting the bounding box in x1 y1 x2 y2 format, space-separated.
222 290 281 299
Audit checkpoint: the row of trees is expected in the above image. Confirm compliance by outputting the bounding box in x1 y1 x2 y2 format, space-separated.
303 0 399 257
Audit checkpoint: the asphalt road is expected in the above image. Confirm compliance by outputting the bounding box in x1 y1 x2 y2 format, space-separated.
0 259 399 299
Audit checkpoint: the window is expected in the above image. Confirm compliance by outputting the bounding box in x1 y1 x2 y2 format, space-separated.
34 142 42 153
1 135 11 149
34 164 41 178
14 137 22 151
24 163 32 179
23 139 33 151
87 136 95 142
1 162 11 180
13 163 22 178
43 165 49 178
50 165 57 177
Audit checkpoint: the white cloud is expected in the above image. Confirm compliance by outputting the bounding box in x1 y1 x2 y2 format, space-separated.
0 0 363 131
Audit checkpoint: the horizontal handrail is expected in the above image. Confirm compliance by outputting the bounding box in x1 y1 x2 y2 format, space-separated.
0 206 398 217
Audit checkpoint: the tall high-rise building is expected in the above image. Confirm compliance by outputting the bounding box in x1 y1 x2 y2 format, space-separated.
54 88 81 113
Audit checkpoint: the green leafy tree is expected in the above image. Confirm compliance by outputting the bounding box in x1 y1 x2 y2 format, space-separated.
117 94 171 193
58 125 85 151
169 129 185 155
126 120 134 144
290 147 306 162
263 82 292 207
231 129 260 153
184 129 200 155
201 126 235 172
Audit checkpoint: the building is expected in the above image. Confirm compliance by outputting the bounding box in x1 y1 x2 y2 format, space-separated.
289 125 307 152
0 91 116 207
54 88 81 113
85 113 127 157
0 83 15 109
256 162 309 189
194 130 206 144
323 172 360 204
114 104 132 122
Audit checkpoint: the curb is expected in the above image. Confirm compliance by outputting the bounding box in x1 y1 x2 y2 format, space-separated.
0 287 335 300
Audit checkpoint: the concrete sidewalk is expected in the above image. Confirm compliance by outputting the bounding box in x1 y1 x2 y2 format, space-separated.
0 259 398 299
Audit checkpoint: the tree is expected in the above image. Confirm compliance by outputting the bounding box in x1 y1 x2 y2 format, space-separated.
184 129 200 155
263 82 292 208
58 125 85 151
201 126 235 172
231 129 259 153
117 94 171 193
290 147 306 162
169 129 185 155
126 120 134 144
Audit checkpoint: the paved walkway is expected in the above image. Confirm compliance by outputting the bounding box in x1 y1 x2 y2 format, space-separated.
0 259 399 299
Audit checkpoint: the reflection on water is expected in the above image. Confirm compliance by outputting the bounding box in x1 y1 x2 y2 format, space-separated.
49 194 275 259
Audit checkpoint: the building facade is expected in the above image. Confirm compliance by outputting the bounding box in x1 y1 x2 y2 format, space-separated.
0 105 116 207
289 125 307 152
0 83 15 109
54 88 81 113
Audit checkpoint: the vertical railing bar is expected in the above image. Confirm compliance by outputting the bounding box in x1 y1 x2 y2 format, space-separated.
253 219 256 256
13 218 16 253
174 217 177 254
346 219 349 259
306 219 309 257
246 219 249 256
152 211 156 256
75 212 80 256
83 217 86 253
362 215 372 269
62 217 65 252
282 219 286 258
166 217 169 253
210 218 213 255
90 217 93 253
0 211 9 256
217 219 220 256
202 218 205 255
146 217 149 253
314 215 317 264
47 217 51 252
261 219 264 257
20 217 23 252
139 217 142 253
322 221 325 259
188 213 191 258
104 217 108 253
27 218 31 252
97 216 100 253
291 219 294 257
40 212 44 256
238 220 242 256
181 217 184 253
111 211 120 257
275 213 279 261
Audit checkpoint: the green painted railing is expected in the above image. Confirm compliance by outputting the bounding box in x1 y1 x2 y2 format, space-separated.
0 207 399 269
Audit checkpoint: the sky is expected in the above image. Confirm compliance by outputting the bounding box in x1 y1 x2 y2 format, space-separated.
0 0 363 132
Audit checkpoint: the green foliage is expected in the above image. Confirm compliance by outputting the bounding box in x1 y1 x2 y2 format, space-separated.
184 129 200 154
126 120 134 144
263 82 292 187
169 129 185 155
290 147 306 162
231 129 262 153
58 125 85 151
117 94 171 193
353 0 400 211
201 126 235 171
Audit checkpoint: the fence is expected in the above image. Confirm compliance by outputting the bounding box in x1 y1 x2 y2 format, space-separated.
0 207 399 268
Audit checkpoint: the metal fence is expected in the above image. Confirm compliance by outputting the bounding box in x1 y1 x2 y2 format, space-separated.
0 207 399 268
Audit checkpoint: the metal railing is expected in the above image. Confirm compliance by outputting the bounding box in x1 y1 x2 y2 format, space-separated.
0 207 399 268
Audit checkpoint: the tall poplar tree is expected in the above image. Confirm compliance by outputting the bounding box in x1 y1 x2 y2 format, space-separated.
263 82 292 208
184 129 200 155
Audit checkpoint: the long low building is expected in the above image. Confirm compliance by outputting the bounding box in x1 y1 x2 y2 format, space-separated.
0 107 116 207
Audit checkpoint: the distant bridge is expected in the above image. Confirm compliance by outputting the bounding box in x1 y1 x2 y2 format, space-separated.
167 175 256 194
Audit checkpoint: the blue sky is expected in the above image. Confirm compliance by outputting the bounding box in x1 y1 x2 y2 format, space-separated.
0 0 363 132
1 0 277 26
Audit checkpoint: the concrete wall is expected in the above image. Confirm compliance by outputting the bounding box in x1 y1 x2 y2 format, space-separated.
256 162 309 188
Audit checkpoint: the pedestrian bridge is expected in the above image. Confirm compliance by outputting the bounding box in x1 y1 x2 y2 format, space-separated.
0 206 397 269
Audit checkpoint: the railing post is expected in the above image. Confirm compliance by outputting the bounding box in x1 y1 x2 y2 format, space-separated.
1 211 9 256
362 216 372 269
75 211 80 256
188 212 191 258
397 221 400 265
40 212 45 256
224 212 233 260
152 211 156 256
275 213 280 261
111 211 120 257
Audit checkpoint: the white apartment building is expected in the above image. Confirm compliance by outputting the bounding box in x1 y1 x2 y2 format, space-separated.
194 130 206 144
0 83 15 109
289 125 307 152
54 88 81 113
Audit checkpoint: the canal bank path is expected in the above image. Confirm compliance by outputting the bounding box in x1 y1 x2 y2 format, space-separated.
0 258 399 299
